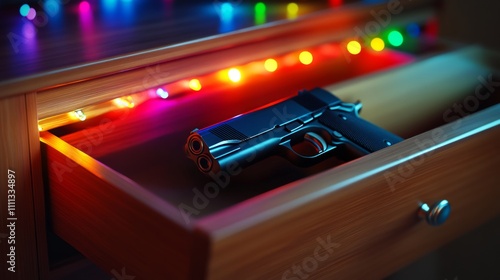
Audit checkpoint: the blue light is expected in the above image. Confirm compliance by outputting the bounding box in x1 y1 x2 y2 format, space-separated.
218 2 235 33
20 4 30 17
220 3 233 22
120 0 135 25
406 23 421 37
43 0 60 17
102 0 118 12
156 88 169 99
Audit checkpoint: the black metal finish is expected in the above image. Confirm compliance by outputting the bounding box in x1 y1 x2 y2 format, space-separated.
185 88 404 175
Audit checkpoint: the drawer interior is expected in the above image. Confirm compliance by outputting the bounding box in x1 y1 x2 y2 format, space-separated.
41 42 500 279
47 46 416 217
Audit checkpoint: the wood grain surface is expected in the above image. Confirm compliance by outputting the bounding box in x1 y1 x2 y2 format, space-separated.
328 46 500 137
0 1 329 83
40 132 203 280
0 93 47 280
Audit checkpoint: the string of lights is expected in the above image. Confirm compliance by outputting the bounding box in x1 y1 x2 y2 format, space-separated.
34 1 426 131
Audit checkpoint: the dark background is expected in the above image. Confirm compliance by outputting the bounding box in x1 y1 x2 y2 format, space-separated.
438 0 500 52
2 0 500 52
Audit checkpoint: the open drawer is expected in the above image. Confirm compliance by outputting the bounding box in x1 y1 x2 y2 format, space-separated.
40 45 500 280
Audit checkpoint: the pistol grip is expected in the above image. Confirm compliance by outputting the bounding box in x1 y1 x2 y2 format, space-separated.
319 110 403 153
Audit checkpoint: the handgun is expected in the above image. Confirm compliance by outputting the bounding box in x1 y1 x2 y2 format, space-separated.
185 88 403 176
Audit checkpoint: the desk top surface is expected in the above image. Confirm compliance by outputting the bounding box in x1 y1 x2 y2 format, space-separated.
0 0 338 83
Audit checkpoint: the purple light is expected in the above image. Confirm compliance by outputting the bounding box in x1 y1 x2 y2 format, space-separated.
156 88 169 99
79 1 91 13
20 4 30 17
26 8 36 20
22 22 36 38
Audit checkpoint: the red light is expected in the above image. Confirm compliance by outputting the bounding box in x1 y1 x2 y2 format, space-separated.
424 18 439 38
329 0 343 7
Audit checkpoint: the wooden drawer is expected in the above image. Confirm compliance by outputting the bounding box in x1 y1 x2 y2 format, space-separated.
199 108 500 280
39 45 500 280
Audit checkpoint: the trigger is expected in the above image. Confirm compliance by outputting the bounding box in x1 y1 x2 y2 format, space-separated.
304 132 327 153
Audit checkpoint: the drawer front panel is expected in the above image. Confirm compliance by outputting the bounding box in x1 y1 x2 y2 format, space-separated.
201 107 500 280
41 133 200 280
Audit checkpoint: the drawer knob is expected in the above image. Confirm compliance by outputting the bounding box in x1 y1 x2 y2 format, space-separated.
418 200 450 226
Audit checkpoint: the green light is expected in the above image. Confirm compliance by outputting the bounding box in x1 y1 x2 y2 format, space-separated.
254 2 266 25
388 31 404 47
255 2 266 13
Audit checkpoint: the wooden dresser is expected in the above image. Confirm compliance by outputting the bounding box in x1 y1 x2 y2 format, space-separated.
1 0 499 279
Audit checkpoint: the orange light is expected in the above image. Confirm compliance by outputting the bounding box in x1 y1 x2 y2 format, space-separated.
370 37 385 52
347 40 361 55
189 79 202 91
264 58 278 72
283 53 297 66
299 51 313 65
228 68 241 82
319 44 338 56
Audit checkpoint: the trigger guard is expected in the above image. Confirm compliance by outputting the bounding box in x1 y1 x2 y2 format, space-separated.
279 134 336 167
303 132 327 153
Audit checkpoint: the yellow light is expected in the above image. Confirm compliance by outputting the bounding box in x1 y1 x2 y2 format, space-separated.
228 68 241 82
38 125 43 131
299 51 313 65
287 3 298 14
287 3 298 19
113 98 125 108
113 96 135 108
264 58 278 72
73 109 86 121
347 40 361 55
125 96 135 108
370 37 385 52
189 79 202 91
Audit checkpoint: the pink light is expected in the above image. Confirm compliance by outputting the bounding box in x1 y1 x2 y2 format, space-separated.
79 1 91 13
78 0 96 60
26 8 36 20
